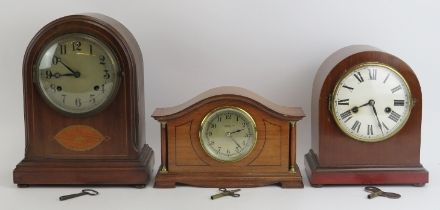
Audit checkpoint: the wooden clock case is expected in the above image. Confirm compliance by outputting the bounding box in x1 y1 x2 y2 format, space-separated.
13 14 154 187
305 45 428 186
152 86 305 188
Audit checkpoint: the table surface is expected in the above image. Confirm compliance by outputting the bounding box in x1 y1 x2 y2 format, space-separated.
1 153 437 210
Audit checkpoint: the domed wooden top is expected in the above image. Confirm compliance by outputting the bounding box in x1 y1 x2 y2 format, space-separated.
152 86 304 121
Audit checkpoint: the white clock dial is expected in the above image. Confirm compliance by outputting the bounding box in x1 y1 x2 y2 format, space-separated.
199 107 257 162
331 63 412 142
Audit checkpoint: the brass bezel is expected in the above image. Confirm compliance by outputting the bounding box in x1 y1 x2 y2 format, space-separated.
330 62 413 142
34 33 121 117
199 106 257 162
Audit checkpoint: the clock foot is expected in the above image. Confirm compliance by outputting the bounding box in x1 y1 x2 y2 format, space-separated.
154 172 177 188
133 184 146 189
17 184 29 188
413 183 426 187
280 180 304 188
310 184 323 188
154 180 177 188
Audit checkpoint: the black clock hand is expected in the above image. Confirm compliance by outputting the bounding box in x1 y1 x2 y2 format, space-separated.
229 129 244 134
46 71 77 79
351 101 371 113
59 61 81 78
53 72 77 78
230 136 242 149
225 131 242 148
359 102 370 108
59 73 76 76
370 100 384 135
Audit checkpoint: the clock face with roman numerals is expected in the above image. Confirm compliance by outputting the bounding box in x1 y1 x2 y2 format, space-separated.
331 63 412 142
199 107 257 162
35 33 120 115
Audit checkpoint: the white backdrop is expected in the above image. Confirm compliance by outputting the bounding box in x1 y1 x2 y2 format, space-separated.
0 0 439 209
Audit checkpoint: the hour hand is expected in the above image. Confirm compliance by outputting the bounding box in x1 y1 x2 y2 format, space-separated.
351 101 370 112
350 100 374 113
45 71 78 79
229 129 243 134
225 129 243 136
359 101 370 108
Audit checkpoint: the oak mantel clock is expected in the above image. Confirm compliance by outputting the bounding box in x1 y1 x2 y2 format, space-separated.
152 86 305 188
305 45 428 186
13 14 154 187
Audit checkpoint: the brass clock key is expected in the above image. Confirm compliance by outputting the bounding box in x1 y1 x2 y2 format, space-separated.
365 186 401 199
211 188 241 200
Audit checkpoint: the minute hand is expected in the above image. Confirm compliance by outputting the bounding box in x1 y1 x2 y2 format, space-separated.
225 131 243 148
59 61 80 78
370 101 384 134
230 136 242 149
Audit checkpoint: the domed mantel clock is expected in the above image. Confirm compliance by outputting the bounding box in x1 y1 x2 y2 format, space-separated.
152 86 305 188
305 45 428 186
13 14 154 187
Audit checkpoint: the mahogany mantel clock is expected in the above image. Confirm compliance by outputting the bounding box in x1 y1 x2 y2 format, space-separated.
152 86 305 188
305 45 428 186
13 14 154 187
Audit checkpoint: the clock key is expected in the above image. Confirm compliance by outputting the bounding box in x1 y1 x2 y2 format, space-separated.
211 188 241 200
364 186 401 199
59 189 99 201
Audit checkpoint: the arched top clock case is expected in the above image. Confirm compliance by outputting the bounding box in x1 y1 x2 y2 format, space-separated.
305 45 428 186
14 14 153 186
152 86 304 121
152 86 305 188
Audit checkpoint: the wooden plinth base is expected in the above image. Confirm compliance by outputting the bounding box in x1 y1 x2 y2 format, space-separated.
13 145 154 187
154 164 303 188
305 150 429 187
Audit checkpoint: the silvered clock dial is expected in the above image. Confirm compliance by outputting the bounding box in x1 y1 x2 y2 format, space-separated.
199 107 257 161
35 33 120 115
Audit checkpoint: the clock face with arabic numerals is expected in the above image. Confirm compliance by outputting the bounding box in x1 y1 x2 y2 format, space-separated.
199 107 257 162
35 33 120 116
331 63 412 142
